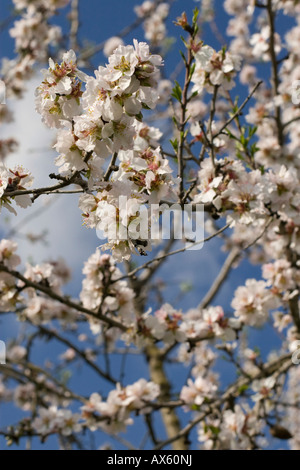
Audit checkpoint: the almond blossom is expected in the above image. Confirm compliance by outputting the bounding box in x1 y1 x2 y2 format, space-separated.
35 50 87 129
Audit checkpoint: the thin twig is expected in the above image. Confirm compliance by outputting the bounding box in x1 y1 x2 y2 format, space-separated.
69 0 80 51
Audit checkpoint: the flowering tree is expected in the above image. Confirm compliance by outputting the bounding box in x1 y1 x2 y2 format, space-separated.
0 0 300 450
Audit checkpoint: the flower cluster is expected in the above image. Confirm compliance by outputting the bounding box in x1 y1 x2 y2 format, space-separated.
114 146 178 202
0 56 34 99
77 121 178 260
0 249 76 325
23 296 77 325
22 258 70 292
262 258 300 300
0 239 20 270
81 40 162 150
251 376 276 403
193 155 300 230
251 26 281 61
136 303 186 346
134 303 238 348
197 403 263 450
9 10 61 62
232 254 300 328
193 158 271 225
35 41 170 260
79 170 177 262
35 41 163 179
218 405 262 450
181 305 239 342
